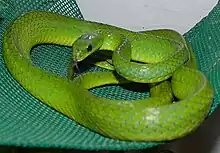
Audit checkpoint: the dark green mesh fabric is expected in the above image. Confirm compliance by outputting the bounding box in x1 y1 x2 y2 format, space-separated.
0 0 219 151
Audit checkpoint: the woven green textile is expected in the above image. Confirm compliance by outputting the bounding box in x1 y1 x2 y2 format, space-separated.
0 0 219 151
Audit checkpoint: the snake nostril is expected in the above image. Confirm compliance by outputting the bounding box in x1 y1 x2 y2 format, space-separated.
87 44 93 52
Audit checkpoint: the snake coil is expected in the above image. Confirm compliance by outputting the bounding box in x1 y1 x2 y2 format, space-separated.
2 10 214 141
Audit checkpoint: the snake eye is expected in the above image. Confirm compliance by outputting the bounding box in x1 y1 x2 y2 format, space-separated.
87 44 93 52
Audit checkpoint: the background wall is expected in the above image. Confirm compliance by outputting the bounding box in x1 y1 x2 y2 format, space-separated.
76 0 217 34
75 1 220 153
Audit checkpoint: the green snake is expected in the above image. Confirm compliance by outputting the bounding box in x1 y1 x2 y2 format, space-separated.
2 10 214 141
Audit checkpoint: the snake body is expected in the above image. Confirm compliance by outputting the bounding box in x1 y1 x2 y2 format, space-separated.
2 11 214 141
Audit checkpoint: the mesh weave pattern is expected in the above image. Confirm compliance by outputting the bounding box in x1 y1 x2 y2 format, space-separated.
0 0 219 151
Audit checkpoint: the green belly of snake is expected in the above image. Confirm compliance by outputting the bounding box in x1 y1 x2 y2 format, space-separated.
2 11 214 141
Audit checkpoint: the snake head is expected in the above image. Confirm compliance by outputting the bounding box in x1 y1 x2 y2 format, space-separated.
72 32 104 62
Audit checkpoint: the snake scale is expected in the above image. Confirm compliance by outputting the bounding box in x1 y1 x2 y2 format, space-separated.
2 10 214 141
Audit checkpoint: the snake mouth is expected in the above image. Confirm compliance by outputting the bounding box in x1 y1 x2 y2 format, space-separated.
73 53 86 62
